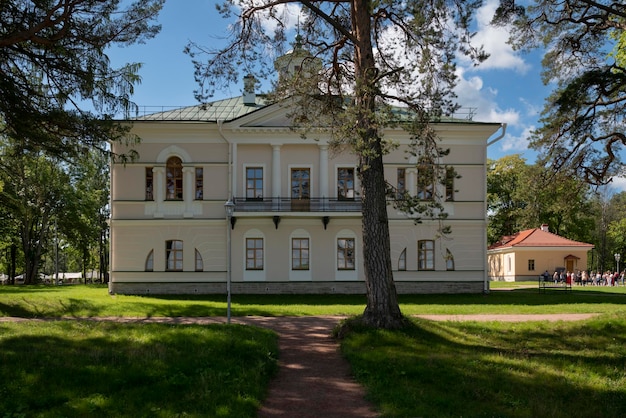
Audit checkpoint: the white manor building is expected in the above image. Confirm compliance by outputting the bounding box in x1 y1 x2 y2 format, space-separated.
108 48 504 295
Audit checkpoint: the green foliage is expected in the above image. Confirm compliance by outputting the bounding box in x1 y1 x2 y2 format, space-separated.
0 0 164 159
487 154 596 245
0 321 278 418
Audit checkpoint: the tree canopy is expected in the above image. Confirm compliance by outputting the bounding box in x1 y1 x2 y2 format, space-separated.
493 0 626 186
189 0 489 328
0 0 164 158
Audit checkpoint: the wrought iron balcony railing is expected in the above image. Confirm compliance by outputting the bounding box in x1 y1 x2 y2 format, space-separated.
233 197 362 213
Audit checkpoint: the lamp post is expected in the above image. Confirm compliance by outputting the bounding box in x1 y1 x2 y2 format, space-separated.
224 199 235 324
615 253 621 285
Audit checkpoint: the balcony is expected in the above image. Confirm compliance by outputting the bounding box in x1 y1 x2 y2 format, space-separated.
233 197 362 213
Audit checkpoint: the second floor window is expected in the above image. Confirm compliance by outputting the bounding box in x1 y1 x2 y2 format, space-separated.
195 168 203 200
337 238 355 270
166 157 183 200
337 167 355 200
145 167 154 200
445 167 455 202
417 161 434 201
397 168 406 199
166 240 183 271
246 167 263 200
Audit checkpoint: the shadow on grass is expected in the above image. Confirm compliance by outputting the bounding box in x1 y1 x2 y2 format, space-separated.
0 321 278 418
341 317 626 417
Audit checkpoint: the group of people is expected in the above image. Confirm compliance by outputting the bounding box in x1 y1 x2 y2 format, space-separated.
543 269 625 286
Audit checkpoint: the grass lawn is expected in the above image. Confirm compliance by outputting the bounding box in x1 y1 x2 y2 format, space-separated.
1 284 625 417
0 320 278 418
341 314 626 417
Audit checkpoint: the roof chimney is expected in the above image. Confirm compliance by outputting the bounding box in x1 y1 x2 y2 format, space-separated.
243 74 256 106
540 224 549 232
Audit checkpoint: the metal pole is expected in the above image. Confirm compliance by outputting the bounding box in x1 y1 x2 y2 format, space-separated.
225 199 234 324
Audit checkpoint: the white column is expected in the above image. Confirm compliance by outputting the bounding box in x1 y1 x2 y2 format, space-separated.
272 144 281 208
153 167 165 218
407 168 417 196
183 166 195 217
319 145 329 199
231 143 237 199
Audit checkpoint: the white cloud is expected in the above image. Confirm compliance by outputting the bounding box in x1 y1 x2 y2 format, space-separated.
500 126 534 153
454 67 520 125
458 0 531 74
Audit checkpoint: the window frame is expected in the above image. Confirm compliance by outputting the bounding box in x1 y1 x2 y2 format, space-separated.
246 238 264 270
337 238 356 270
418 240 435 271
166 156 184 200
291 237 310 271
195 167 203 200
165 240 183 272
245 166 264 200
337 167 355 200
145 167 154 201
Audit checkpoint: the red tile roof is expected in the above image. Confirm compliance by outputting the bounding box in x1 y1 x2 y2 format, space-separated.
488 228 594 250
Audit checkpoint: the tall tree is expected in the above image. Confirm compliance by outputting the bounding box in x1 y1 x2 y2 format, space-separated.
493 0 626 186
189 0 488 328
0 140 71 284
0 0 164 159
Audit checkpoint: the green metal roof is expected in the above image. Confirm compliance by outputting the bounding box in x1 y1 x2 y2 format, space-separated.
133 95 271 122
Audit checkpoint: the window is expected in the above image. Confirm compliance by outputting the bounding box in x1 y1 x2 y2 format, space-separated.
291 168 310 199
397 168 406 199
195 168 203 200
246 238 264 270
166 240 183 271
446 249 455 271
528 259 535 271
145 167 154 201
418 240 434 270
292 238 310 270
445 167 455 201
166 157 183 200
398 248 407 271
145 250 154 272
337 167 355 200
246 167 263 200
195 249 203 272
417 161 434 201
337 238 355 270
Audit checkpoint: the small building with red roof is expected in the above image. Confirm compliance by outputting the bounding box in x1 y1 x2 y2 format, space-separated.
488 224 594 282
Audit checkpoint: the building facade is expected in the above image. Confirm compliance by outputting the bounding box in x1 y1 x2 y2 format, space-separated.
487 224 594 282
109 90 503 295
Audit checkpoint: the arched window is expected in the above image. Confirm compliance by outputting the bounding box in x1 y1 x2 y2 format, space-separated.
166 240 183 271
166 156 183 200
145 250 154 272
398 248 407 271
195 249 203 272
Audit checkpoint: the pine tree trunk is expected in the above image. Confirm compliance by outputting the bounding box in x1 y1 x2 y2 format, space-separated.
352 0 404 329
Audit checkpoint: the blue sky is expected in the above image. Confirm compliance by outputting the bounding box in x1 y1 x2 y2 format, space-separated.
105 0 624 191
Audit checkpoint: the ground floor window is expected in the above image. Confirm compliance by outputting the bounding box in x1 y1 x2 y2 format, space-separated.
292 238 310 270
166 240 183 271
418 240 434 270
246 238 264 270
337 238 355 270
